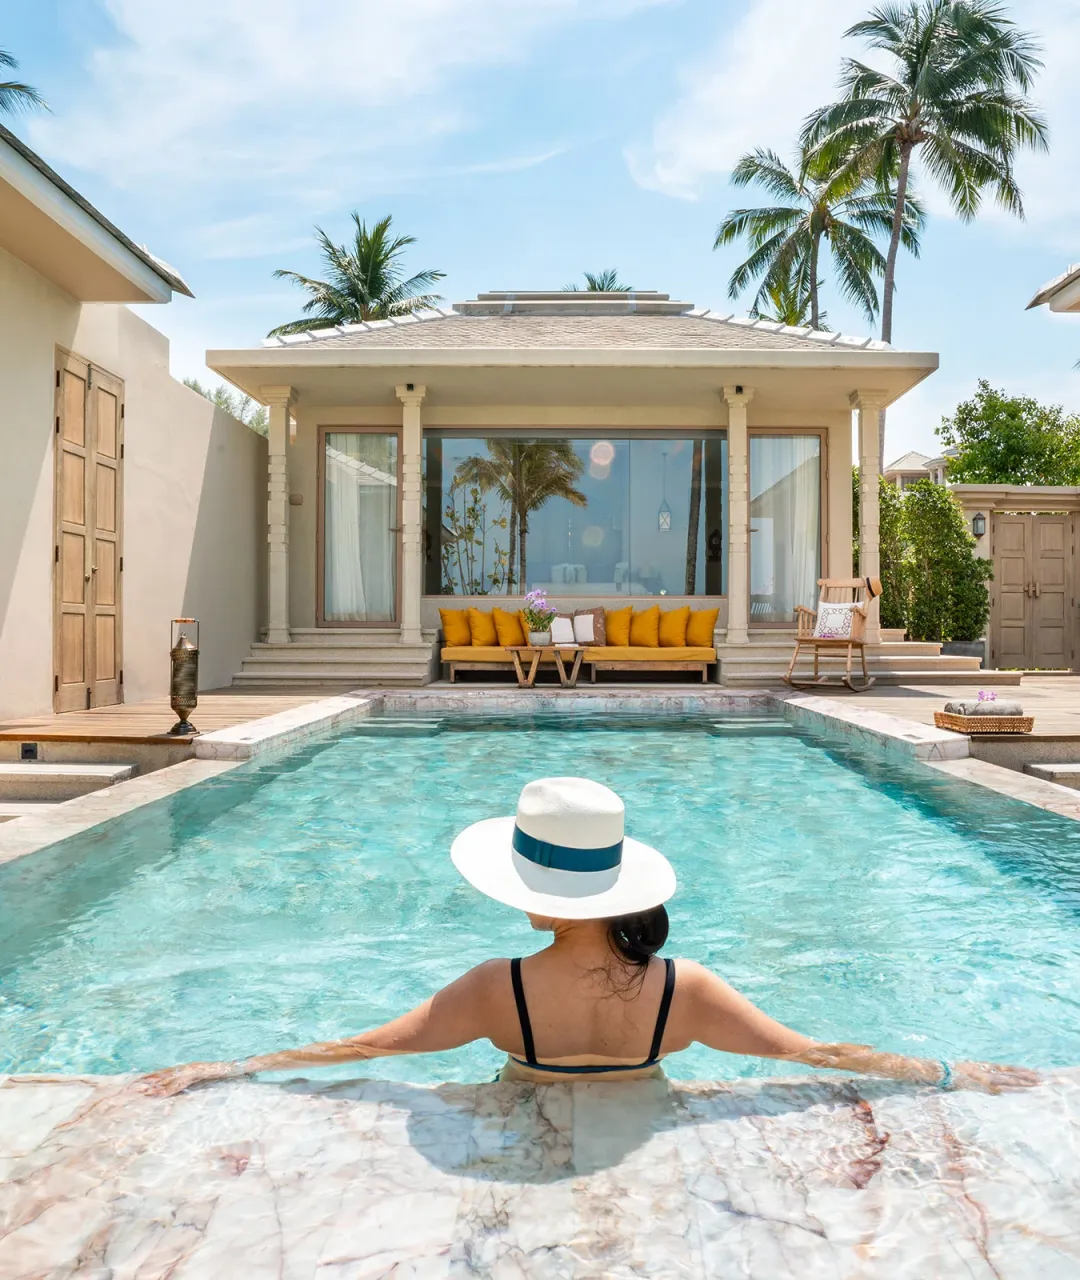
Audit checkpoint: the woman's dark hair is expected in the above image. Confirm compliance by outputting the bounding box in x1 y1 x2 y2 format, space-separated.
607 905 669 979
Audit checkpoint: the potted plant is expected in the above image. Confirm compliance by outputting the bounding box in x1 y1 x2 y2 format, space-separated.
522 589 556 646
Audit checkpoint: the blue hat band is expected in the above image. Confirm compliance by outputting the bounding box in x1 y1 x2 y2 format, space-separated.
512 825 623 873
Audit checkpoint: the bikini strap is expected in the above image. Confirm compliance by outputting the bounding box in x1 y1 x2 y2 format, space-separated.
510 958 537 1066
647 958 676 1063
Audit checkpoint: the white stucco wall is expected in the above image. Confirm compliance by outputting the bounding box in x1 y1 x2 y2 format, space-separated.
0 248 266 718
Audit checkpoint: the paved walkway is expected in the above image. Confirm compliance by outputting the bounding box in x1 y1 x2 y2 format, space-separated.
1 1072 1077 1279
844 675 1080 738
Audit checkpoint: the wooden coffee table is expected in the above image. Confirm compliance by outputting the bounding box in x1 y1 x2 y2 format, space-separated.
504 646 585 689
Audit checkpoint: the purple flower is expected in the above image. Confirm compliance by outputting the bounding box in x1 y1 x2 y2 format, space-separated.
977 689 997 702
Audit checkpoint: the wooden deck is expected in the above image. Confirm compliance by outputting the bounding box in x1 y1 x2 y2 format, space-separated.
0 690 323 745
845 675 1080 739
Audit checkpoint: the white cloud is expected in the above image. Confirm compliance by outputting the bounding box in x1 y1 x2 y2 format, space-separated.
626 0 867 199
28 0 671 239
630 0 1080 238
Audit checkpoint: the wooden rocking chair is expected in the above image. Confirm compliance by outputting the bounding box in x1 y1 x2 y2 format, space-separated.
783 577 882 692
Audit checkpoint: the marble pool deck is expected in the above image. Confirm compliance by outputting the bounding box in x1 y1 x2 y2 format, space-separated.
1 1071 1078 1279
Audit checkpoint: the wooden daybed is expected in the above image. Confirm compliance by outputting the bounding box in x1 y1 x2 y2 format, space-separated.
439 605 718 683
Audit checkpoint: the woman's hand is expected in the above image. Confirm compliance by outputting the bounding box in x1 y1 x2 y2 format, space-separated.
949 1060 1041 1093
134 1060 242 1098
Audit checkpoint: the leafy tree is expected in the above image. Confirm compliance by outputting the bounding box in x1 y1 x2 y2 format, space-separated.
853 468 907 628
183 377 268 435
804 2 1047 350
268 214 444 337
563 270 633 291
903 480 991 642
750 268 829 329
440 479 508 595
455 440 586 591
938 380 1080 485
0 48 46 115
714 144 922 329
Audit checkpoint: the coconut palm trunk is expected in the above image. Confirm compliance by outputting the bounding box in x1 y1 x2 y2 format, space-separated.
874 145 914 462
685 440 703 594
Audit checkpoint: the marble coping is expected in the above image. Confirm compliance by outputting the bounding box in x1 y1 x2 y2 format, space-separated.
192 693 377 761
0 1070 1077 1278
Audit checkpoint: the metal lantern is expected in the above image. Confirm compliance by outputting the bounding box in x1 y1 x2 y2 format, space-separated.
168 618 200 735
971 512 987 539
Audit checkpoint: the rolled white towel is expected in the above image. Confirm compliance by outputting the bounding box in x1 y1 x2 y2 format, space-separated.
944 699 1025 716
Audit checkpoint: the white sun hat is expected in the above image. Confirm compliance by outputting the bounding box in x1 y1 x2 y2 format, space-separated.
451 777 676 920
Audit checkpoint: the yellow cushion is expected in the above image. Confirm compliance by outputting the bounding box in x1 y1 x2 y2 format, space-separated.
493 607 526 647
439 608 472 647
686 607 720 648
466 607 498 647
658 606 690 648
442 646 557 663
584 646 715 662
629 605 660 647
605 605 632 647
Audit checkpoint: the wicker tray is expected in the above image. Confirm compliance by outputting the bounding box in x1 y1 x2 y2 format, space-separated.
934 711 1034 734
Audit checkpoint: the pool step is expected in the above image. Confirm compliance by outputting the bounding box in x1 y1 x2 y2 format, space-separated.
0 761 136 802
1024 763 1080 790
346 719 445 737
707 720 794 735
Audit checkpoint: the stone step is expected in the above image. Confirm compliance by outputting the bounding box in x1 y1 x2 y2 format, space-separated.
0 762 136 802
1024 763 1080 790
721 668 1022 687
245 647 435 664
720 654 983 673
278 628 439 644
231 669 429 689
0 801 65 823
716 641 945 657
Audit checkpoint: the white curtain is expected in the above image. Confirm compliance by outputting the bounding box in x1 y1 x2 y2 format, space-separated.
324 433 397 622
750 436 820 622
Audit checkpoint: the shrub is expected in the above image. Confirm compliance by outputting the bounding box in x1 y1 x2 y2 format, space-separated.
902 480 991 642
852 469 908 630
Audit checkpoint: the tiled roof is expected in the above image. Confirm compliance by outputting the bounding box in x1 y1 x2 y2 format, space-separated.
1028 262 1080 309
885 450 931 472
264 294 892 353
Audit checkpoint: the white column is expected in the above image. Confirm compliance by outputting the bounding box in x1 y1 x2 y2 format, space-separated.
396 384 427 646
261 385 295 645
722 385 754 645
851 390 889 645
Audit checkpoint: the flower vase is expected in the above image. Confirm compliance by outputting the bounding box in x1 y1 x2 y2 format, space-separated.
528 630 551 646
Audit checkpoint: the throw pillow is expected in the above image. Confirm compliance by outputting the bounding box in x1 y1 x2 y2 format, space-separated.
629 605 660 647
686 607 719 647
439 608 472 647
605 605 633 647
573 607 605 646
658 605 690 648
466 607 498 647
812 603 859 640
492 606 526 647
550 615 576 645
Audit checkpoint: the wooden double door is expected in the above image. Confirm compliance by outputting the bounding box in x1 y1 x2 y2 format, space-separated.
54 351 124 711
990 512 1074 671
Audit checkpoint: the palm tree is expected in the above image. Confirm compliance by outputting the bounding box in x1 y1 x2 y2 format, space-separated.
268 214 445 337
714 145 923 330
803 0 1048 351
456 440 586 591
1 48 46 115
750 269 830 329
563 270 633 291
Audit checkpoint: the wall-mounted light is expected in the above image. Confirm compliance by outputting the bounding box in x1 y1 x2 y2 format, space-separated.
971 512 986 539
658 449 672 532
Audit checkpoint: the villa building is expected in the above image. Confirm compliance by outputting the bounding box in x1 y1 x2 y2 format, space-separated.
0 125 266 720
884 448 955 489
209 291 940 686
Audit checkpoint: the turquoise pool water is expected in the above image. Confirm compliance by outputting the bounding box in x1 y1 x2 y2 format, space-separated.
2 711 1079 1082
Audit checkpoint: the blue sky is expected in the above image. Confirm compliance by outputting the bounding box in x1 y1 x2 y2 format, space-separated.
5 0 1079 461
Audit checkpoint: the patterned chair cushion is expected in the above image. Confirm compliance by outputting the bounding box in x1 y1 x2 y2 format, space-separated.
812 603 860 640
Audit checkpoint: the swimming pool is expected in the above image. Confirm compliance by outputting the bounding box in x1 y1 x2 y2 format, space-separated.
2 710 1079 1083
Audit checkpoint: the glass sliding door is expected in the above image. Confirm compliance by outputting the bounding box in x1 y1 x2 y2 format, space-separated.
321 431 399 624
749 435 821 623
421 432 726 597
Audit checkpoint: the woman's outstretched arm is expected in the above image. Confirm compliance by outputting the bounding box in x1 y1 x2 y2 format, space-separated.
676 961 1039 1094
136 960 504 1097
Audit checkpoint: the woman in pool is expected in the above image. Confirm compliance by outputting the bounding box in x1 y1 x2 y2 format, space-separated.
139 777 1038 1098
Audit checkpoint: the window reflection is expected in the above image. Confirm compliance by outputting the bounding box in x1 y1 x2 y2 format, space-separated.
423 434 726 596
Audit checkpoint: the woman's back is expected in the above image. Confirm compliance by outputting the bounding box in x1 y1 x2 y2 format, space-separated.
487 933 685 1082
